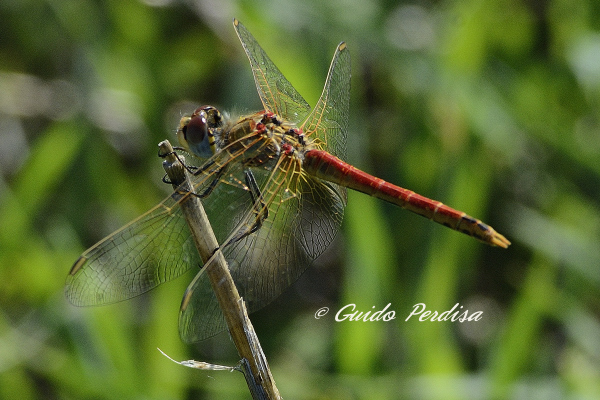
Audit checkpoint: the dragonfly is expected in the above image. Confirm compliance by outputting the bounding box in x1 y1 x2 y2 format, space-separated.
66 19 510 343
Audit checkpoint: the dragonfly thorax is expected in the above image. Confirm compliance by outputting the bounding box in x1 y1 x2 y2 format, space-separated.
224 111 301 168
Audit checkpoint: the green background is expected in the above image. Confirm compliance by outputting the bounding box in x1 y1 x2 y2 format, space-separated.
1 0 599 398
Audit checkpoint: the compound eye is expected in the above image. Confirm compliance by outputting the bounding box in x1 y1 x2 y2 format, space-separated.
177 108 213 158
184 111 208 149
177 105 221 158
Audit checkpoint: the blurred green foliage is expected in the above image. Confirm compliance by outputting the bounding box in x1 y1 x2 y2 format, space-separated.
1 0 599 399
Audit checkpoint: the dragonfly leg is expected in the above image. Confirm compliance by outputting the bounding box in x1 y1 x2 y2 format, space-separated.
160 150 199 184
245 170 269 233
224 170 269 246
192 162 228 199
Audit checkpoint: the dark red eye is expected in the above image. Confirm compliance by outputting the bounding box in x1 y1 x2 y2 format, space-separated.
184 112 208 148
177 105 221 158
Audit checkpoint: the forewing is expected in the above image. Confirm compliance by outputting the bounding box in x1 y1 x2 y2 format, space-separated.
65 137 257 307
233 19 311 124
301 42 351 160
65 196 200 306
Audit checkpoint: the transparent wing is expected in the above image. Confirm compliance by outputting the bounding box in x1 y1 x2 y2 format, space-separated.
301 42 351 160
234 19 311 124
179 150 346 342
65 139 259 307
65 195 200 306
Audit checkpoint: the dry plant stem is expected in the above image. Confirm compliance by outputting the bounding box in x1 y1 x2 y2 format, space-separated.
159 140 280 400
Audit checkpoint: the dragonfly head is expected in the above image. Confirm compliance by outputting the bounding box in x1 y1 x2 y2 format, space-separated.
177 105 223 158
